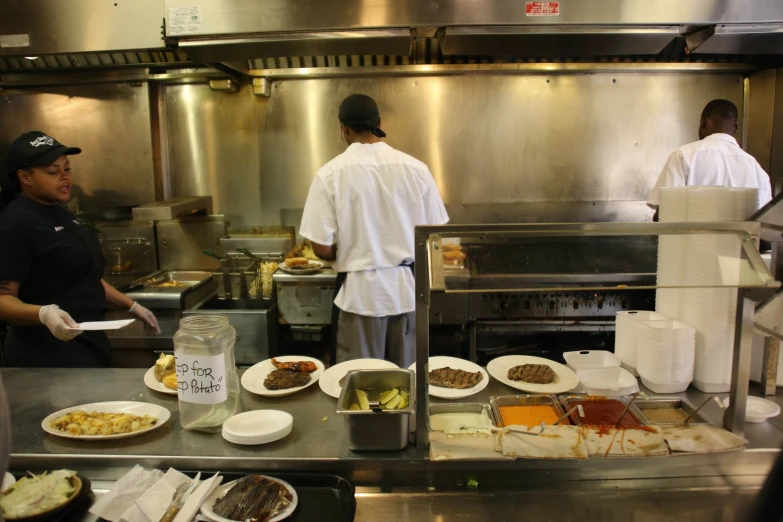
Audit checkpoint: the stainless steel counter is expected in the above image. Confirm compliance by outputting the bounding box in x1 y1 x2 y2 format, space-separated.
5 367 783 521
5 367 782 486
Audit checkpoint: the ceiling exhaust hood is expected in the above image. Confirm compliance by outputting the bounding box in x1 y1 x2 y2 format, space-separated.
688 23 783 54
175 29 412 62
440 26 680 57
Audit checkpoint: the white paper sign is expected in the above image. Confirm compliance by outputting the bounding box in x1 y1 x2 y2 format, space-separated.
176 353 228 404
168 6 202 36
72 319 135 331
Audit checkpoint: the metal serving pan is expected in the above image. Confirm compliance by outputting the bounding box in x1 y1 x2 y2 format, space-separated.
634 397 711 425
490 394 566 427
337 369 414 451
558 395 645 427
429 402 495 429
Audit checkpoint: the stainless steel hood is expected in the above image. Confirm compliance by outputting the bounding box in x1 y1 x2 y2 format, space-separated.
440 26 679 57
689 24 783 54
177 30 412 63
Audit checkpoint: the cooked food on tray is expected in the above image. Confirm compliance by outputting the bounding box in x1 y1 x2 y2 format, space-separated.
212 475 293 522
499 405 565 427
566 398 640 427
428 367 483 389
264 369 312 390
507 364 556 384
49 411 158 436
284 257 311 267
0 470 78 519
162 374 178 391
150 280 186 288
153 354 176 382
349 387 410 410
442 250 467 266
641 407 691 424
272 358 317 372
441 243 462 253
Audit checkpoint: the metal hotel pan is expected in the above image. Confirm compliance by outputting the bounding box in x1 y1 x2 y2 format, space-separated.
429 402 495 428
558 395 646 427
634 397 711 425
490 394 566 427
337 369 415 451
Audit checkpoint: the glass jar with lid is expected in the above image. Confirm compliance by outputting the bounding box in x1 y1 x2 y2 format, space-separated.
173 314 240 431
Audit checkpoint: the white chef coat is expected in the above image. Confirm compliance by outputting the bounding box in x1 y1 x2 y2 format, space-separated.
299 142 449 316
647 133 772 210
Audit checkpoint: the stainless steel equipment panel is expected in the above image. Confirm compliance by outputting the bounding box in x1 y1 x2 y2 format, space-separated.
218 226 295 257
156 215 227 271
126 271 216 310
184 298 278 366
133 196 213 221
274 269 336 325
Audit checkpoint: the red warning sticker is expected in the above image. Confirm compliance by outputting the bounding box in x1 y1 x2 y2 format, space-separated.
526 2 560 16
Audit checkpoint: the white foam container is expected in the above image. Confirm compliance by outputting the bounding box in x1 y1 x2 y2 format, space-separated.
222 410 293 445
575 367 639 397
564 350 621 372
640 376 691 394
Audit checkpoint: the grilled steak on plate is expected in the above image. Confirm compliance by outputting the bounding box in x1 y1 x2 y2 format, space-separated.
429 367 483 389
264 369 311 390
508 364 556 384
213 475 292 521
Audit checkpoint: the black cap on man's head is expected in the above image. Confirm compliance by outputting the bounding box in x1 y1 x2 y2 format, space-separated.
338 94 386 138
4 131 81 178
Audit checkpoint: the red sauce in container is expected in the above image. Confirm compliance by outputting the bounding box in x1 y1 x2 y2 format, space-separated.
569 399 640 427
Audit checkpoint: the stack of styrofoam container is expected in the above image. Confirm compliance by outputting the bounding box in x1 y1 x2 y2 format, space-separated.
635 319 696 393
655 187 688 319
614 311 670 377
655 186 758 393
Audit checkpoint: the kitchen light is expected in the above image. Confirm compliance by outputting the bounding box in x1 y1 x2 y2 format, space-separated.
24 56 38 60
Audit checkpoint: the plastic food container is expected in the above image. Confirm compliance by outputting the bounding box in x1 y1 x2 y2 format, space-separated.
222 410 294 445
576 367 639 397
337 369 415 451
723 396 782 423
490 394 567 427
634 398 710 425
563 350 621 372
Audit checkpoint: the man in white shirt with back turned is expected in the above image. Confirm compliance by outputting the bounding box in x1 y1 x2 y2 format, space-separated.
647 99 772 220
299 94 449 367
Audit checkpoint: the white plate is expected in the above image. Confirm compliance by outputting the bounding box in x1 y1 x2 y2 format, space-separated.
278 261 323 275
241 356 325 397
2 472 15 491
143 367 178 396
487 355 579 394
722 396 781 423
408 356 489 400
222 410 293 445
201 476 298 522
41 401 171 440
319 358 399 399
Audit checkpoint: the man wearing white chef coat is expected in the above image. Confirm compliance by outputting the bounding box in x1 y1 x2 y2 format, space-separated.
299 94 449 367
647 99 772 220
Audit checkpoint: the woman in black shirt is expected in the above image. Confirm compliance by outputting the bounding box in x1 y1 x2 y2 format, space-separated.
0 131 160 368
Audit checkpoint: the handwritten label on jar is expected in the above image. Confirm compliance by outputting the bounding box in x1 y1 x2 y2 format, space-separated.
176 353 228 404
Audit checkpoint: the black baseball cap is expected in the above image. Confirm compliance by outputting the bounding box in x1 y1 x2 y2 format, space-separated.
338 94 386 138
4 131 81 178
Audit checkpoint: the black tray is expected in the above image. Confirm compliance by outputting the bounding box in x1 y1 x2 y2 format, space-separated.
210 472 355 522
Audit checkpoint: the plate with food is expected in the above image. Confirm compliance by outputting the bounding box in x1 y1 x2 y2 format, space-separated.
0 470 87 521
319 358 399 399
408 356 488 400
143 354 178 395
41 402 170 440
278 259 323 275
241 356 325 397
201 474 297 522
487 355 579 394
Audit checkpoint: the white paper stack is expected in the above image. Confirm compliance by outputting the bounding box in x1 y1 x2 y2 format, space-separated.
614 311 670 376
656 186 758 393
636 319 695 393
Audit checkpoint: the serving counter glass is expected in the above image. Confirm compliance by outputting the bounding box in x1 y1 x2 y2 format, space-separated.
414 222 780 448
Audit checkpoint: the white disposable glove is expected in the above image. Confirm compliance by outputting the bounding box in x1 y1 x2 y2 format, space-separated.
39 305 83 341
130 302 161 334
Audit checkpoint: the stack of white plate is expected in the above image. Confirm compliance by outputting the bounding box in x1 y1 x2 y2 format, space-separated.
654 186 758 393
656 188 689 319
635 319 695 393
614 311 670 376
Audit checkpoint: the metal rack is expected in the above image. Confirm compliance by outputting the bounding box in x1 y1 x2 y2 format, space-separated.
414 221 780 449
